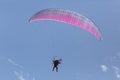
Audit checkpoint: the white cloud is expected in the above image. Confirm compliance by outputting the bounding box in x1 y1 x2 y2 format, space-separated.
7 58 23 69
14 70 36 80
113 66 120 80
14 70 26 80
0 56 24 69
0 56 36 80
101 65 108 72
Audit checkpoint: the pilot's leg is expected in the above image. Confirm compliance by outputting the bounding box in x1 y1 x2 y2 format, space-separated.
52 66 55 71
56 66 58 72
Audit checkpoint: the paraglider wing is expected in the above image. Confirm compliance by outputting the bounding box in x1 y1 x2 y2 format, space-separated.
29 8 102 40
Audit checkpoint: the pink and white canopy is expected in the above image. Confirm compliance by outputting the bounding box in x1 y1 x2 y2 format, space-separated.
29 8 102 40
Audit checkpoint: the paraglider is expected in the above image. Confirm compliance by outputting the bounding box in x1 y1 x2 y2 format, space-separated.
52 58 62 72
29 8 102 40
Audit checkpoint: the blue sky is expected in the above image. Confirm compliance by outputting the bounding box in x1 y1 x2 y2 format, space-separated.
0 0 120 80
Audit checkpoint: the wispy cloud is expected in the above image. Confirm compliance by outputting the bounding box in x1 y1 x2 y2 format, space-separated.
14 70 26 80
7 58 23 69
100 65 120 80
0 56 24 69
113 66 120 80
101 65 108 72
0 56 36 80
102 52 120 80
14 70 36 80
